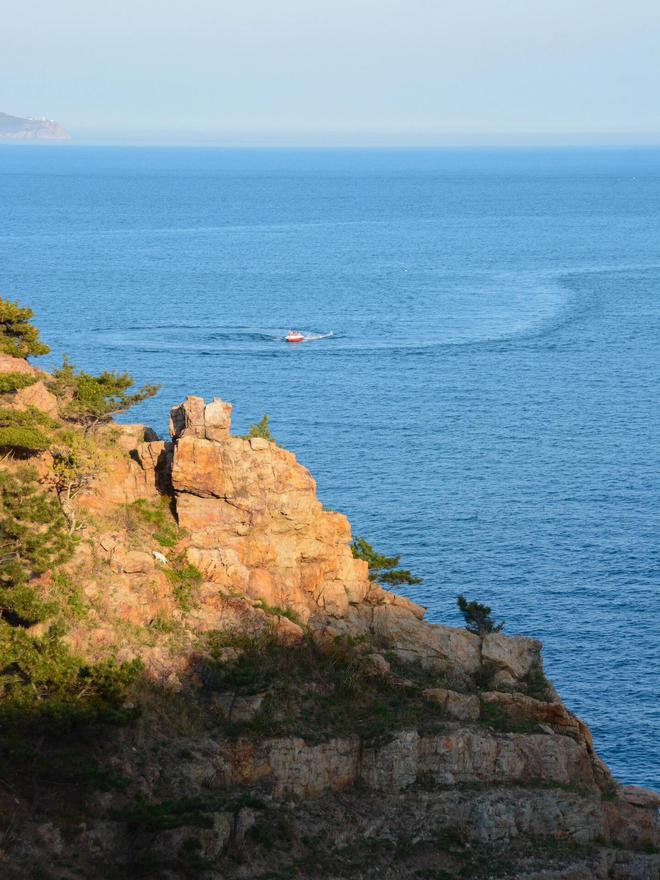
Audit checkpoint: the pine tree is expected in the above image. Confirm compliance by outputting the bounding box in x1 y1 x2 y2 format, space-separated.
244 414 274 442
0 407 57 454
0 298 50 359
351 536 422 586
456 594 504 636
50 357 159 432
0 468 75 623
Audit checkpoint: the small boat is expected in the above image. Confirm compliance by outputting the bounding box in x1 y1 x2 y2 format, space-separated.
286 330 305 343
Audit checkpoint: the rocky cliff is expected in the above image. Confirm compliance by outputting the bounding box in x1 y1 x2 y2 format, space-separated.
0 365 658 879
0 111 70 141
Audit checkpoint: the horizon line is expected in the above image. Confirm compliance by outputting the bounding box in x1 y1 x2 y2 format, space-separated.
6 135 660 150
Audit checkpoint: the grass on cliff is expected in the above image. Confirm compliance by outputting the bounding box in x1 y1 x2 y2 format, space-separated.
128 497 182 548
195 630 448 744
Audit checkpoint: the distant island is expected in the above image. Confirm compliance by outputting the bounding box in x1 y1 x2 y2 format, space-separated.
0 111 70 141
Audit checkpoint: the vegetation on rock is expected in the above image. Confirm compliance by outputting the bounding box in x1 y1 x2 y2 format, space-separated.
0 467 75 623
165 555 203 612
49 432 101 532
0 371 38 394
200 630 445 742
0 297 50 358
130 497 181 548
50 356 160 431
457 594 504 636
0 299 655 880
0 405 57 454
0 468 139 726
243 413 274 442
352 536 422 586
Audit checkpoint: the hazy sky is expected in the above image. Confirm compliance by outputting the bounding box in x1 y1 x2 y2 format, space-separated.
2 0 660 144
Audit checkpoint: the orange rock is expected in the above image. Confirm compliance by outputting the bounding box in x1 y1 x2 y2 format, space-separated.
0 353 39 376
13 380 59 418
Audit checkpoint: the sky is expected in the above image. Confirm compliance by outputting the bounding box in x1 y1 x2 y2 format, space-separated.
2 0 660 145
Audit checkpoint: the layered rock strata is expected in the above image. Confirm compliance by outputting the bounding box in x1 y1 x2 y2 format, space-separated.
0 383 657 880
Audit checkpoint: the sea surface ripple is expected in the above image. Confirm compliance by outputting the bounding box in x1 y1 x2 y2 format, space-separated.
0 146 658 788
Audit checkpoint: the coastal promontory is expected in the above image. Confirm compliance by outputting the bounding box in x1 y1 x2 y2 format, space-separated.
0 301 657 879
0 111 70 141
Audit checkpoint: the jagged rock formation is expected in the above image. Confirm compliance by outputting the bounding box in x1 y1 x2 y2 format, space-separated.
0 381 658 879
0 111 70 141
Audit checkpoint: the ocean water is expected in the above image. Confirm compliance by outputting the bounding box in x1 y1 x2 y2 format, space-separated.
0 146 658 789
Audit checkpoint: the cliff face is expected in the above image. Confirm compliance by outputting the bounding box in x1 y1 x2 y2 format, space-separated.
0 111 70 141
0 380 658 880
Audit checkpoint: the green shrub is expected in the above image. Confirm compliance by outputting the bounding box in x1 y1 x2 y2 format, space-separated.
479 699 537 733
0 625 142 727
0 467 75 623
51 570 87 621
200 631 445 743
457 595 504 637
0 372 38 394
49 356 159 431
0 406 57 453
351 536 422 586
0 298 50 358
243 413 274 442
165 556 202 612
522 661 552 701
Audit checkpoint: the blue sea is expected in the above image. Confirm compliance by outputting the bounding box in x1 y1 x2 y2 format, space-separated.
0 146 658 789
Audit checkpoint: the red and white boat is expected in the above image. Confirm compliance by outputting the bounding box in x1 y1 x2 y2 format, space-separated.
286 330 305 343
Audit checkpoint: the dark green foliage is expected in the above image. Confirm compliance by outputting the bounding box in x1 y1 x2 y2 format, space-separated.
0 467 75 622
0 468 135 726
243 413 274 442
122 796 216 831
473 660 497 691
0 297 50 358
351 536 422 586
0 405 57 453
522 660 552 701
165 555 203 612
457 594 504 637
50 356 160 430
479 699 537 733
120 793 264 832
200 631 445 743
0 625 142 727
247 810 294 853
0 372 38 394
50 570 87 621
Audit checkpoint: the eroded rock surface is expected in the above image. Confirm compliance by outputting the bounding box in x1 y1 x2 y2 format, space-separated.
0 381 657 880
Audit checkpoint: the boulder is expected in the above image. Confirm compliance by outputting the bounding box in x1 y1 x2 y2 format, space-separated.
482 632 542 682
480 690 593 745
365 603 481 675
13 380 59 417
0 353 39 376
204 397 233 441
169 395 233 442
618 786 660 809
424 687 481 721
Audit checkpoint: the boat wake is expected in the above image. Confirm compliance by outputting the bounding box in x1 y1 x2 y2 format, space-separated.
284 331 334 343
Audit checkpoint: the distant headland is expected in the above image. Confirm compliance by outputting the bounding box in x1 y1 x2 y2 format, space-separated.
0 111 70 141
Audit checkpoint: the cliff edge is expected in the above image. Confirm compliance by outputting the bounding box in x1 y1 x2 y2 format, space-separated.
0 111 70 141
0 363 658 878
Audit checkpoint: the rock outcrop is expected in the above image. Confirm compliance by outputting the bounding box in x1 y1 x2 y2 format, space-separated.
0 381 657 880
0 111 70 141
